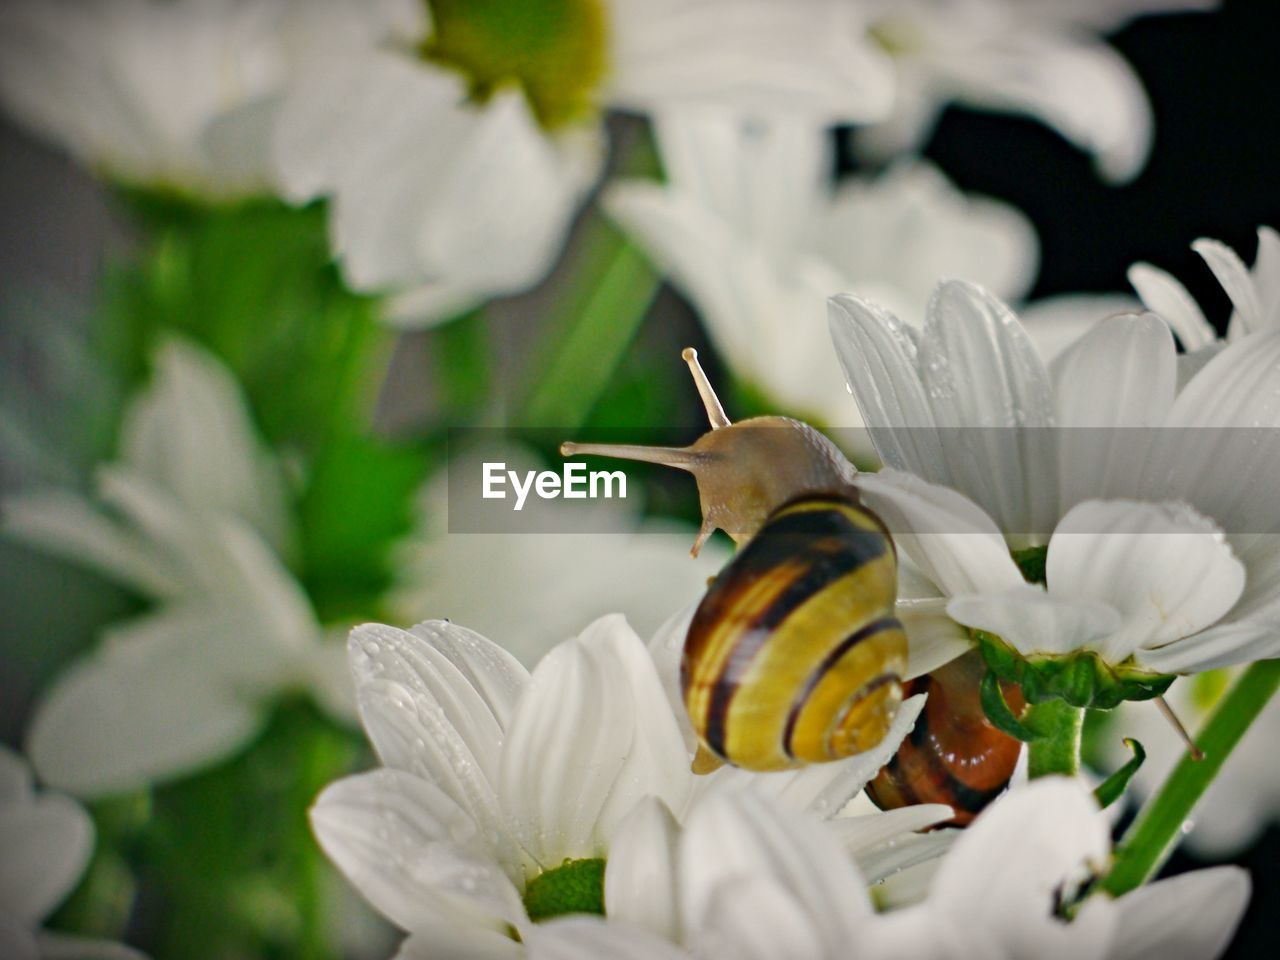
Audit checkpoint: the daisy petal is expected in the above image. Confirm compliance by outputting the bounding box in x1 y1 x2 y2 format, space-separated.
827 293 947 479
0 791 91 924
1052 314 1176 513
526 918 689 960
947 584 1120 659
310 770 523 934
1048 500 1245 663
1135 620 1280 674
605 798 681 942
899 599 973 680
0 918 36 960
34 932 147 960
699 876 826 960
1110 866 1249 960
0 745 32 802
857 470 1023 596
918 280 1057 540
499 616 690 866
26 624 262 797
680 793 871 950
1127 262 1215 351
1193 238 1263 335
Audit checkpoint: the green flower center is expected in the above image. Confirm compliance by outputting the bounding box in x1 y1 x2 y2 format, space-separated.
523 857 606 922
421 0 608 131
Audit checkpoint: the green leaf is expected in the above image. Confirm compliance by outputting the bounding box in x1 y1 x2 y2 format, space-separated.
1093 738 1146 809
980 670 1041 742
297 434 430 622
101 198 388 454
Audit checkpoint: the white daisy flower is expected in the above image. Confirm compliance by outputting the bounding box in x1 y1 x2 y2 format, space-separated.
0 745 145 960
388 445 729 667
1129 226 1280 350
0 0 289 197
526 778 1249 960
605 111 1038 430
1101 669 1280 857
857 0 1219 183
312 614 933 955
2 338 352 797
828 281 1280 685
273 0 895 324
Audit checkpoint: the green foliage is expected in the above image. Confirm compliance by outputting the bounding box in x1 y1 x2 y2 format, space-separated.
101 198 386 456
297 434 430 623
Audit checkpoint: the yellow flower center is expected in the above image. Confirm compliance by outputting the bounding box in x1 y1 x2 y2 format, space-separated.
421 0 608 131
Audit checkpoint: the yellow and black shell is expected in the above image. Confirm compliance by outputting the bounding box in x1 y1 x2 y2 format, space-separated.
681 495 907 771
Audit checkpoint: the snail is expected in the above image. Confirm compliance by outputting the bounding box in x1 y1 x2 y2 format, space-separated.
865 649 1024 825
561 347 906 773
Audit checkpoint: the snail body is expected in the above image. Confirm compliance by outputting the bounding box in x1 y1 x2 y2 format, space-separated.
562 349 905 771
866 650 1023 825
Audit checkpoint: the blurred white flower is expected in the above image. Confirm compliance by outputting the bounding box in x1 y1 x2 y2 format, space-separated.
1129 226 1280 350
527 778 1249 960
274 0 895 324
388 445 728 666
828 282 1280 676
605 111 1038 430
857 0 1219 183
312 614 934 955
0 0 288 197
1102 670 1280 857
0 746 145 960
2 338 352 797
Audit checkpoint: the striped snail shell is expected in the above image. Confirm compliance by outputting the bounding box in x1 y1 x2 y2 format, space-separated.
562 348 906 772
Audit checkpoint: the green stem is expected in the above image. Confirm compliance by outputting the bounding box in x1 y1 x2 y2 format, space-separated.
1097 659 1280 898
1025 699 1084 778
522 216 659 429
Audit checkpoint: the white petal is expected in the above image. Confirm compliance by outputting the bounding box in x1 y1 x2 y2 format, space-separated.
0 745 32 802
1194 238 1263 336
604 798 681 942
26 624 262 797
827 805 955 865
0 791 91 924
1109 866 1249 960
828 293 948 480
857 470 1023 597
680 793 871 950
607 0 893 123
1052 314 1177 513
34 932 147 960
395 928 523 960
311 770 523 935
948 584 1120 658
525 918 689 960
899 599 973 680
646 603 699 757
941 30 1151 183
1048 500 1245 662
855 830 956 898
120 337 288 549
1135 620 1280 674
698 876 826 960
348 622 527 864
1 490 180 599
1127 262 1215 351
0 917 36 960
1149 331 1280 536
918 280 1058 539
929 778 1115 957
1019 294 1144 364
499 616 690 867
1251 226 1280 323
